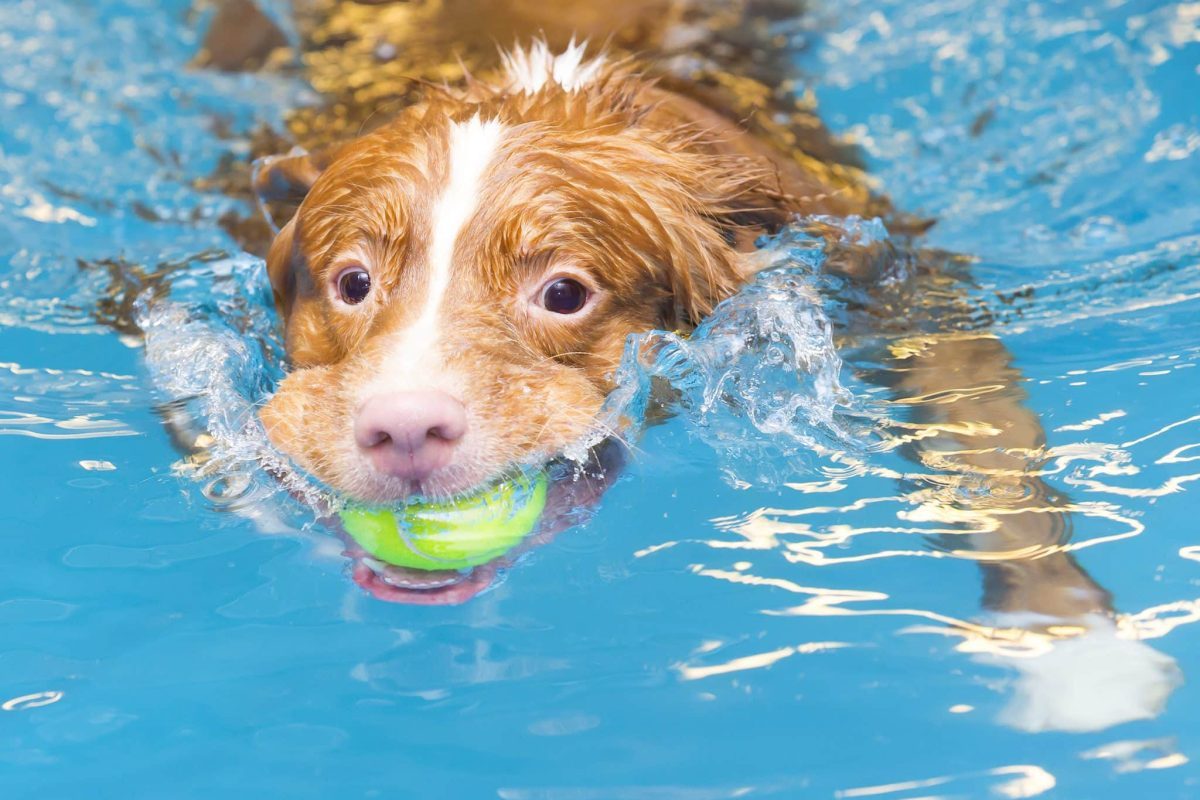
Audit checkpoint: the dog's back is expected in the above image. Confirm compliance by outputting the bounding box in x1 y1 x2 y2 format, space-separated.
273 0 884 217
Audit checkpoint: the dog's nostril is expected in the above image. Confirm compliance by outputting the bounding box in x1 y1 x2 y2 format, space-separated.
426 424 457 442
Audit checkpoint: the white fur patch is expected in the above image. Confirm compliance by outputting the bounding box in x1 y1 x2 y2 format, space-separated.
375 116 506 382
501 40 606 95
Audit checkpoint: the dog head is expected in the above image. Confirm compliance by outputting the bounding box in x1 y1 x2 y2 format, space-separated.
256 43 789 503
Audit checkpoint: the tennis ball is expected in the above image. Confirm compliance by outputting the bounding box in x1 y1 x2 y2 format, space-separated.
339 472 549 571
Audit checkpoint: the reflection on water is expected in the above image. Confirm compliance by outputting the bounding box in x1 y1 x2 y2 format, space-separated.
836 764 1057 799
1082 737 1191 775
0 362 141 441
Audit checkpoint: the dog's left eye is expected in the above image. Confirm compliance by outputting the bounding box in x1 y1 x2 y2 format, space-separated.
540 278 589 314
336 267 371 305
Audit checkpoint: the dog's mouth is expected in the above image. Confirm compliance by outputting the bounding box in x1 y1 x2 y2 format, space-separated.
351 554 501 605
342 468 511 508
331 440 627 605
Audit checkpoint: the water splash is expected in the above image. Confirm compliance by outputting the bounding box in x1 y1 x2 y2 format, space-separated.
596 220 886 487
137 253 331 525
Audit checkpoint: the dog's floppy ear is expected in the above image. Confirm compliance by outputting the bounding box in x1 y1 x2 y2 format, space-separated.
265 214 301 320
656 224 746 328
255 144 339 321
251 143 344 231
265 215 345 366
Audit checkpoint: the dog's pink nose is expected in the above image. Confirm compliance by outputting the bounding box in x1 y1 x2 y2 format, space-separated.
354 390 468 481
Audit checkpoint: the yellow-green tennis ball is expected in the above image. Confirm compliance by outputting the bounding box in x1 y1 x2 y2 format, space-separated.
339 472 549 571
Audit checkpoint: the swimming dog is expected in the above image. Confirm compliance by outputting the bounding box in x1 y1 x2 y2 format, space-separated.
251 6 892 504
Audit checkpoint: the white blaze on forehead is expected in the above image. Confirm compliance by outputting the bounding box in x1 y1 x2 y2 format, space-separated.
421 116 506 331
501 40 606 95
377 116 505 381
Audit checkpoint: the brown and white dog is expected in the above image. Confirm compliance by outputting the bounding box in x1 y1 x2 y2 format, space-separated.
253 37 875 503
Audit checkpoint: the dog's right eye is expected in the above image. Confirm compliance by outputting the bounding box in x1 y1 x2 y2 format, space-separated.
336 267 371 305
540 277 589 314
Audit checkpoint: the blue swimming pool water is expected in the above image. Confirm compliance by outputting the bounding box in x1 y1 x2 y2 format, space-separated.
2 0 1199 796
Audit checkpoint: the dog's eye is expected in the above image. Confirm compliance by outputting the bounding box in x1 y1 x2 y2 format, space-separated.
336 268 371 305
540 278 588 314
